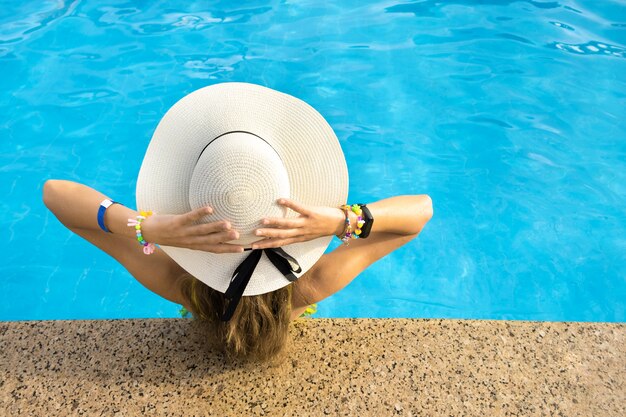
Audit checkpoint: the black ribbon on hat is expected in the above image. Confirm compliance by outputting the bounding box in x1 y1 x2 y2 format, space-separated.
220 247 302 322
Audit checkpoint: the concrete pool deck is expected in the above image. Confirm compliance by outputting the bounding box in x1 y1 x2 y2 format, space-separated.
1 319 624 416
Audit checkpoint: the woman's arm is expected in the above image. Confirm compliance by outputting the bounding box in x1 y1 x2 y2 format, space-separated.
337 195 434 236
253 193 434 311
43 180 243 252
294 194 434 307
43 180 145 237
43 179 191 304
42 179 242 305
252 194 433 249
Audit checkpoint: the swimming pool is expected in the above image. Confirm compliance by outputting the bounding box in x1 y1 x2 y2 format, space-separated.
2 0 625 322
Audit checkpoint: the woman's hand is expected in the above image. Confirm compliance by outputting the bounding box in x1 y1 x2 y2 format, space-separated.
141 206 245 254
251 198 345 249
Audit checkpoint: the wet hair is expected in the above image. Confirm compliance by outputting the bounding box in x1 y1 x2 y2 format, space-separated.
180 275 293 363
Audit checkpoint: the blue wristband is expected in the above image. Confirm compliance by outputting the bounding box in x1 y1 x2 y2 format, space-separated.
97 199 119 233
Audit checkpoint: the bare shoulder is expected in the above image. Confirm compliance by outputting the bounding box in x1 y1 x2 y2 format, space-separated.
293 232 421 308
290 268 319 319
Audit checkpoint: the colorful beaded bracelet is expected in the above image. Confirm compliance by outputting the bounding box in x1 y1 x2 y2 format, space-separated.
339 205 353 245
339 204 366 245
350 203 366 236
127 210 156 255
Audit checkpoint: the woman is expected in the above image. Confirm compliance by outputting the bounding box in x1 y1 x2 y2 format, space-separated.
42 83 434 362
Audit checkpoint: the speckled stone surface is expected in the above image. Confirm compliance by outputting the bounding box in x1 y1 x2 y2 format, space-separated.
1 319 624 416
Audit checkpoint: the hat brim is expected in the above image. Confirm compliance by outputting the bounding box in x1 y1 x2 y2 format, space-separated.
136 83 348 296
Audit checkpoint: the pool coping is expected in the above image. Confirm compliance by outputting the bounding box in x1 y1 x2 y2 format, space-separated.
2 318 624 416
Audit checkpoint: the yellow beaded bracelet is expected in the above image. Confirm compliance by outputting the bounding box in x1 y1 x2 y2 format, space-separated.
339 204 366 244
339 204 353 245
350 204 366 236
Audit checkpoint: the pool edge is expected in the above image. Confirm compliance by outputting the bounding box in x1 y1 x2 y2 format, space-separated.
2 318 624 415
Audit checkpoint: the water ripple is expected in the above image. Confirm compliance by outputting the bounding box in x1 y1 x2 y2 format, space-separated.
498 33 534 44
549 21 575 31
0 0 79 44
58 89 120 105
548 40 626 58
124 7 272 35
385 0 562 17
468 116 514 129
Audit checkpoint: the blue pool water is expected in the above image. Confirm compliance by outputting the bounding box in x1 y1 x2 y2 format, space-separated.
1 1 625 322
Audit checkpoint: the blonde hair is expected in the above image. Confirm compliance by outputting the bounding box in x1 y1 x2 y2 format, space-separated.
180 274 294 363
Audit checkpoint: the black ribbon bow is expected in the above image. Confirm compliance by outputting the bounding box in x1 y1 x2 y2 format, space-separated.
220 247 302 321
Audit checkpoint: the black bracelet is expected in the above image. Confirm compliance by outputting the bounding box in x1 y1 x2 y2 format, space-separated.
357 203 373 239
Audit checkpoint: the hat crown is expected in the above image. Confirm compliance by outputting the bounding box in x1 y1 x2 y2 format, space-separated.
188 131 290 246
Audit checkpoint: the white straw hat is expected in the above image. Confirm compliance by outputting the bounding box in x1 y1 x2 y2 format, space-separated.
136 82 348 318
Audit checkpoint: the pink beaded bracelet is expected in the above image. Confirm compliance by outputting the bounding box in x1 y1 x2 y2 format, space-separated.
127 210 156 255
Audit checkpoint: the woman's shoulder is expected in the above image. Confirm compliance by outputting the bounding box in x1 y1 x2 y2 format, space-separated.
297 232 419 303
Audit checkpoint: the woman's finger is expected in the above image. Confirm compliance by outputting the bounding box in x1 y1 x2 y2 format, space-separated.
255 227 302 239
188 219 232 235
208 230 240 244
260 216 305 229
180 206 213 225
277 198 312 216
184 230 239 246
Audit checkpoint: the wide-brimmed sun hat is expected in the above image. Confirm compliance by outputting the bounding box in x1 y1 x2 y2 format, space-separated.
136 82 348 319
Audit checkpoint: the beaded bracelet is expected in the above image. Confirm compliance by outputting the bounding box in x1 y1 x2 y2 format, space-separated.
350 204 366 237
127 210 156 255
339 204 368 245
338 205 353 245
